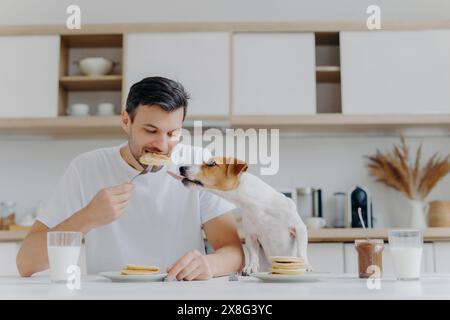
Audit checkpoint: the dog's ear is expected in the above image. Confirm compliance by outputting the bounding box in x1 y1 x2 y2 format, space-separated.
226 159 248 177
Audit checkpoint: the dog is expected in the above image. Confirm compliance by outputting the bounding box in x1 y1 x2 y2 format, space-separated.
172 156 310 274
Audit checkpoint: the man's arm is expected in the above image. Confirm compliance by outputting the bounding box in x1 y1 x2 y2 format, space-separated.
16 183 133 277
16 210 94 277
166 211 244 280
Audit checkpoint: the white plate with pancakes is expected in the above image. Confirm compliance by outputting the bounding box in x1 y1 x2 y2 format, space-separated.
99 271 168 282
251 256 320 282
250 272 321 283
99 264 167 282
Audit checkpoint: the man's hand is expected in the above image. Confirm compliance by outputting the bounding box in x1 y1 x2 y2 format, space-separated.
82 183 133 230
166 250 213 281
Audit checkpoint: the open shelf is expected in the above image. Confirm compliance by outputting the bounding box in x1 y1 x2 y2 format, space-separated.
316 66 341 83
59 75 122 91
315 32 340 46
61 34 122 48
58 34 123 116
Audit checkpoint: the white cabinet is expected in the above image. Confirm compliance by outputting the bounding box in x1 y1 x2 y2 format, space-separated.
434 241 450 273
0 243 20 276
0 242 87 276
308 243 344 273
232 33 316 115
124 33 230 116
344 243 434 275
340 30 450 114
0 35 60 118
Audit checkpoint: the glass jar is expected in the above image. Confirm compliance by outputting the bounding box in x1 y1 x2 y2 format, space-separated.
354 239 384 279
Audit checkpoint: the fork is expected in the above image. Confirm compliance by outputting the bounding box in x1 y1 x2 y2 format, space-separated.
129 165 152 183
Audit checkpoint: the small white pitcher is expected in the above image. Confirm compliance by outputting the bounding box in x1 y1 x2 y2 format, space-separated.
408 199 429 229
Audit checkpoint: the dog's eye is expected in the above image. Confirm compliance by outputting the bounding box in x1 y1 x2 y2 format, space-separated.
206 161 217 167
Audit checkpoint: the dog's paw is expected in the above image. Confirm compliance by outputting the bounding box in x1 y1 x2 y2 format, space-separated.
243 263 259 275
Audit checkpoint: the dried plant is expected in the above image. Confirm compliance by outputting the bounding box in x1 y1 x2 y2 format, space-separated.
365 136 450 200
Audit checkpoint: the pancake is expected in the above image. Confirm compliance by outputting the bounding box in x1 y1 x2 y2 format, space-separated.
125 264 159 272
120 264 160 275
139 152 172 166
269 268 306 275
120 269 159 275
269 256 307 275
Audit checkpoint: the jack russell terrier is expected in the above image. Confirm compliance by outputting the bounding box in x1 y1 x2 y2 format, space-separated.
168 156 310 274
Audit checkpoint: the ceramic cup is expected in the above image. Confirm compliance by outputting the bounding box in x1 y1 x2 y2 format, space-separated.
67 103 89 116
97 103 116 116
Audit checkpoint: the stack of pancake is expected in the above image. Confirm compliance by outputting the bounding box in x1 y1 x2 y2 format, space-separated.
120 264 160 275
269 256 307 275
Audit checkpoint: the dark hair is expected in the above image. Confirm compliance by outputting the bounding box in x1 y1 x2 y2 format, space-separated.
125 76 189 121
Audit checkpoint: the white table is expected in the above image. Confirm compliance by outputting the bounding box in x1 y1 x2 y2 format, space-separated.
1 274 450 300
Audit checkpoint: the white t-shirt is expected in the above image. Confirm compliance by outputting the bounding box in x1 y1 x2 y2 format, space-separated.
37 143 235 275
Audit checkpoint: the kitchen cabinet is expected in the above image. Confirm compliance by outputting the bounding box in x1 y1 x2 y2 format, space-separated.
124 32 230 116
0 241 87 276
340 30 450 114
232 33 316 115
307 243 345 273
344 243 435 275
0 35 60 118
433 241 450 273
0 243 20 275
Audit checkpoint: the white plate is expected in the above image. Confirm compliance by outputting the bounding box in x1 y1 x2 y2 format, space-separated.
250 272 322 283
99 271 167 283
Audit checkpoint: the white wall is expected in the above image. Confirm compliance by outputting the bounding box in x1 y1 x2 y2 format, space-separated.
1 0 449 26
1 135 449 227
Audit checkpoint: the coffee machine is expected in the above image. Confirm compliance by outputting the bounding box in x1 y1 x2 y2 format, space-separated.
346 185 373 228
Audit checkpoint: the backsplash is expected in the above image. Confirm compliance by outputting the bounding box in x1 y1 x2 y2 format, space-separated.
1 134 449 227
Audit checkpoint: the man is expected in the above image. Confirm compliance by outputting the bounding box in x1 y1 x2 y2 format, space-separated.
17 76 244 281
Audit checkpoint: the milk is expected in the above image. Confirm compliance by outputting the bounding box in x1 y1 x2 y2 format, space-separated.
48 246 81 282
390 247 423 279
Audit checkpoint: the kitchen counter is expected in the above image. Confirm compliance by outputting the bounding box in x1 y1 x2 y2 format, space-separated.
3 228 450 243
1 274 450 299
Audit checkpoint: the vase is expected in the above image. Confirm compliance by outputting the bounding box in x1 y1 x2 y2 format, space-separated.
408 199 428 229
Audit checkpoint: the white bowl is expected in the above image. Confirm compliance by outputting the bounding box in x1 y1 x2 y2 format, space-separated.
78 57 113 76
67 103 90 116
97 102 116 116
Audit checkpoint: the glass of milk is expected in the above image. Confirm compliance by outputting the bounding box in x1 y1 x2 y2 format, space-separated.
47 231 82 283
388 230 423 280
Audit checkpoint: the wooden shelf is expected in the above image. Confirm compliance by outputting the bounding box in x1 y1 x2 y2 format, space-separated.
315 32 340 46
2 21 450 36
61 34 122 48
4 227 450 243
230 114 450 132
316 66 341 83
212 227 450 243
59 75 122 91
0 116 124 137
0 114 449 137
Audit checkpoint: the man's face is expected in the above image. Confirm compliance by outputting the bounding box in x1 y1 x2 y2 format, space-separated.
121 104 184 161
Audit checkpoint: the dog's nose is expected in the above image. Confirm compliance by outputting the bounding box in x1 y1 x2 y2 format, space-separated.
179 166 187 176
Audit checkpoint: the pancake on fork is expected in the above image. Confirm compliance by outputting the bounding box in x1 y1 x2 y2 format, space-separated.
139 152 172 166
